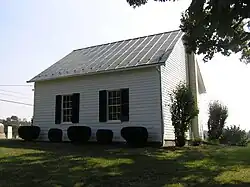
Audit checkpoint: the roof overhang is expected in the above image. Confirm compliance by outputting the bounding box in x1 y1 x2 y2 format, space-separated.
27 62 164 83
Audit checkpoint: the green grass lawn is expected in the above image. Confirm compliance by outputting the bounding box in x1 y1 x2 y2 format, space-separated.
0 140 250 187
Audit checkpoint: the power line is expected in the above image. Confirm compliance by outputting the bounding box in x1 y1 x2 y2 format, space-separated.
0 92 30 99
0 99 33 106
0 89 32 95
0 85 33 87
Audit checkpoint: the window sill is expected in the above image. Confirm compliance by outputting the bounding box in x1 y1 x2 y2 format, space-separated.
106 120 121 124
60 122 74 125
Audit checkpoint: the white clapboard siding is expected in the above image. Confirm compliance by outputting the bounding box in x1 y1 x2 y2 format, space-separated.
33 67 162 142
160 38 189 141
197 88 205 139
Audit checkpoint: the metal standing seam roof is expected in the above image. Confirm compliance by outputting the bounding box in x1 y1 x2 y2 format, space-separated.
28 29 183 82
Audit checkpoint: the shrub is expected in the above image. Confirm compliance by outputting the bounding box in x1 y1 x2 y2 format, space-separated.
48 128 63 142
170 82 199 147
67 126 91 143
18 126 40 141
96 129 113 144
121 126 148 147
176 136 186 147
220 125 248 146
191 137 202 146
208 139 220 145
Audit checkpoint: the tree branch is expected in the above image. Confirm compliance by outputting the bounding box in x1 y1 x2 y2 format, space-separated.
233 17 245 29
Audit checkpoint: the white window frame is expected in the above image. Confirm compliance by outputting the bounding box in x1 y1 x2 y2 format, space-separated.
62 94 73 123
107 90 121 122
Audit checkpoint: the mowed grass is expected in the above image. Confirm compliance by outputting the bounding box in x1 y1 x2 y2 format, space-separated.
0 140 250 187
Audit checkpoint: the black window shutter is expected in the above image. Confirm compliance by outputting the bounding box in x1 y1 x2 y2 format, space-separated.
71 93 80 123
121 88 129 122
55 95 62 124
99 90 107 122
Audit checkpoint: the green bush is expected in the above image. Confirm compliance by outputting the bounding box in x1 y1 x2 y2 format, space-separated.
170 82 199 147
209 139 220 145
121 126 148 147
175 135 186 147
67 126 91 143
191 137 202 146
18 126 40 141
48 128 63 142
220 125 248 146
96 129 113 144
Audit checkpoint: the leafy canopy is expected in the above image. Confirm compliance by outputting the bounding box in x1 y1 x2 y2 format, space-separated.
126 0 250 63
207 100 228 140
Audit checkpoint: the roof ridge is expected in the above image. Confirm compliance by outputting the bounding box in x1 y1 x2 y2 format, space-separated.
73 29 181 52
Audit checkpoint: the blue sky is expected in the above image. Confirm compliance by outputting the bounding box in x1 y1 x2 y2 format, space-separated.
0 0 249 129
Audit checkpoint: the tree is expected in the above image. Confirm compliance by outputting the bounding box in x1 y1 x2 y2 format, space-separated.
10 115 18 121
6 117 11 122
170 82 199 147
126 0 250 63
9 116 19 138
207 100 228 140
2 116 32 138
2 118 11 137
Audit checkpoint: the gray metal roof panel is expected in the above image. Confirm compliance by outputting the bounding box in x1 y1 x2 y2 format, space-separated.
28 29 182 82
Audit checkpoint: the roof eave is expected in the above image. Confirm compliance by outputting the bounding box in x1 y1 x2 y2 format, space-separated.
27 62 165 83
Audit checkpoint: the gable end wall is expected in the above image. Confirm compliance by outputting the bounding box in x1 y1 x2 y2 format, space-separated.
160 38 189 143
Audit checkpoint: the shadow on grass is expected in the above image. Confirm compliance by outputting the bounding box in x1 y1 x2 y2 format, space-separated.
0 140 250 187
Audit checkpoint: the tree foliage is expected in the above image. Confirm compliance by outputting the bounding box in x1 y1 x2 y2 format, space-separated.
10 116 18 121
207 101 228 140
220 125 248 146
170 82 199 147
126 0 250 63
2 116 32 138
127 0 172 7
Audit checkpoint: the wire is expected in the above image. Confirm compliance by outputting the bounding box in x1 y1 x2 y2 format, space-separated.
0 99 33 106
0 85 33 87
0 89 32 95
0 92 30 99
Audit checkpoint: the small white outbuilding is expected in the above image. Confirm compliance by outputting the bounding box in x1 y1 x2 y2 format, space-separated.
27 29 206 145
0 123 5 139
